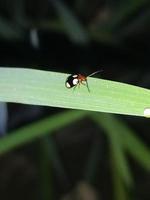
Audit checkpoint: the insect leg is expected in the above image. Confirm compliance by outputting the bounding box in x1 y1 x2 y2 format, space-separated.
81 81 90 92
85 81 90 92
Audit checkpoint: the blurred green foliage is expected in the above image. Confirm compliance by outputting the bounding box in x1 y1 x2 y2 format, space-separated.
0 0 149 43
0 111 150 200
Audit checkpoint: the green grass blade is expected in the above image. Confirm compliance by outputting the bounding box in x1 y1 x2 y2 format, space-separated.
0 68 150 117
96 113 150 170
38 138 53 200
111 149 129 200
49 0 89 44
108 0 149 30
0 110 86 154
38 136 70 199
109 116 150 170
91 113 150 185
0 17 22 39
84 141 101 183
43 137 69 184
92 113 133 187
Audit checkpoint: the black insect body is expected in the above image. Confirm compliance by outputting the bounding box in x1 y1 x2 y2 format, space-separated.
65 70 102 92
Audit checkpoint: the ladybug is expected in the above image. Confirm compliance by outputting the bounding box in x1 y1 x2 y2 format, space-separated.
65 70 102 92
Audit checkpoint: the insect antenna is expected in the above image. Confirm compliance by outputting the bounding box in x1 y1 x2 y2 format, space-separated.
88 69 103 77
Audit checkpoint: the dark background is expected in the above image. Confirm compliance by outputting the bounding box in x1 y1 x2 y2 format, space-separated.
0 0 150 199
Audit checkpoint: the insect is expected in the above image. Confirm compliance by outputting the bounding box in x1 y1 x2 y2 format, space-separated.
65 70 102 92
